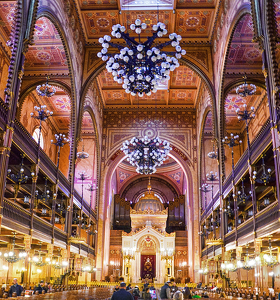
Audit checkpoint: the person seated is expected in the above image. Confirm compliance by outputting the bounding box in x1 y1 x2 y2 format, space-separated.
192 291 201 298
33 280 44 294
43 282 49 293
203 292 209 298
174 290 184 300
8 278 23 297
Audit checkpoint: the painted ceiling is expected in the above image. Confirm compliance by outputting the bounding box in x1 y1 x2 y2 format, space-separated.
30 87 71 132
117 156 184 195
77 0 217 43
97 65 201 107
24 17 69 76
0 1 15 41
225 14 262 75
81 111 95 134
224 86 265 130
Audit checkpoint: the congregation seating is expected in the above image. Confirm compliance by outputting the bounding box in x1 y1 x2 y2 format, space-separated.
0 286 113 300
206 288 277 300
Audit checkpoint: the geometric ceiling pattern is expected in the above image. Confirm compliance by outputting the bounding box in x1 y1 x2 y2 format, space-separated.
24 17 68 75
225 14 262 75
225 87 264 130
77 0 217 43
0 2 16 41
117 155 184 195
97 65 201 107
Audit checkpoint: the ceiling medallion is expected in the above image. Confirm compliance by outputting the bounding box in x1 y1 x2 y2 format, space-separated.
121 136 171 175
97 19 186 96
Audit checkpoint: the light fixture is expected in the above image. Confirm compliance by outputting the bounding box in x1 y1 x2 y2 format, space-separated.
199 183 210 211
121 136 171 174
237 179 251 205
253 155 273 185
34 245 47 267
51 133 70 168
23 196 30 204
97 20 186 96
242 246 255 270
36 76 56 97
35 178 51 205
207 140 218 159
4 233 26 264
263 238 278 267
264 198 270 206
236 76 256 97
7 154 33 201
77 139 89 159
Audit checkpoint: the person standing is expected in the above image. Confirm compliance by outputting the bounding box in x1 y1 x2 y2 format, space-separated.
183 284 191 299
8 278 23 297
171 281 178 298
132 286 140 300
160 281 172 300
111 282 134 300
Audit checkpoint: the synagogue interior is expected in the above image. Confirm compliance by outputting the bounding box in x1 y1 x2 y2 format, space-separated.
0 0 279 299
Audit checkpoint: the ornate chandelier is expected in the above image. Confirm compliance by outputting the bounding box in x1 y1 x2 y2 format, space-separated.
97 20 186 96
36 76 56 98
121 136 171 174
236 76 256 97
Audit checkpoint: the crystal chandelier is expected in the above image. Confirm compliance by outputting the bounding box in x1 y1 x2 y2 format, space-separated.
97 20 186 96
121 136 171 174
4 233 27 264
263 238 278 267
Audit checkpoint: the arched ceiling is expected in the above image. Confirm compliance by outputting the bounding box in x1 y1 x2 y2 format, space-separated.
225 86 265 131
81 111 95 135
24 17 69 76
115 155 185 195
225 14 262 76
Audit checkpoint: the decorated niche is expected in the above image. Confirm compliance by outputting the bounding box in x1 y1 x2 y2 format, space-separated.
140 236 157 254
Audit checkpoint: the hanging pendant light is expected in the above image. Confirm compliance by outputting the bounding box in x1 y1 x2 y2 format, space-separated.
36 76 56 98
236 76 256 97
121 136 171 174
97 20 186 96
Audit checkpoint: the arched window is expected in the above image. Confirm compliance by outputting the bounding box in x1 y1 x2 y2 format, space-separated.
32 128 44 149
